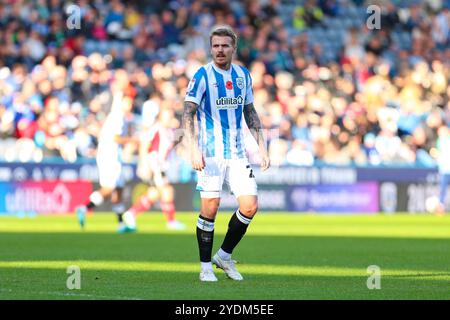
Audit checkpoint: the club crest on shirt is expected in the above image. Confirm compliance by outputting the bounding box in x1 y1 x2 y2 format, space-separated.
236 77 244 89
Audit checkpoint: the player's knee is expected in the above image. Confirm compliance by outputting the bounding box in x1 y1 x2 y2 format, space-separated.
240 203 258 217
201 199 220 219
161 185 174 199
147 188 159 201
111 193 120 203
202 205 219 218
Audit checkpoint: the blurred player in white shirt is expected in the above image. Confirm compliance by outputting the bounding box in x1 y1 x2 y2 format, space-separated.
75 70 138 231
121 108 186 232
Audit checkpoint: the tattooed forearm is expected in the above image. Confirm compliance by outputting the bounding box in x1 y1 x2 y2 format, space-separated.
183 101 199 149
243 103 266 150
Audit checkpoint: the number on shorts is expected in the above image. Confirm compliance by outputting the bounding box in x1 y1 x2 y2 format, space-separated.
246 165 255 178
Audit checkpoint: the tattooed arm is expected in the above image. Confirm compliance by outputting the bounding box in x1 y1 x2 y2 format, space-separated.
243 103 270 171
183 101 205 171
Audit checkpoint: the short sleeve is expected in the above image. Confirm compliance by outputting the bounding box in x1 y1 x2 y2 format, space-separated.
244 69 254 105
185 68 206 106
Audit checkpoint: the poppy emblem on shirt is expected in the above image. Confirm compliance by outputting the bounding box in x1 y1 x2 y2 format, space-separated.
226 81 233 90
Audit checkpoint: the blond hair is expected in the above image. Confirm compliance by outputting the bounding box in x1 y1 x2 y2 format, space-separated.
209 25 237 47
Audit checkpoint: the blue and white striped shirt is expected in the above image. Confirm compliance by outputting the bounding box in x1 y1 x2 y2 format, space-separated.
185 62 254 160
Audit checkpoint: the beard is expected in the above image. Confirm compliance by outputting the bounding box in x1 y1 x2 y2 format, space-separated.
214 54 231 68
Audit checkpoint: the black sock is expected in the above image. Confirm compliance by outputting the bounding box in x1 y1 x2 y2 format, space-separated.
112 203 125 223
196 215 215 262
221 210 252 255
86 201 95 209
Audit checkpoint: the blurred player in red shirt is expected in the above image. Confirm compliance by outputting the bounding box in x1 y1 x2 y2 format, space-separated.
121 107 186 232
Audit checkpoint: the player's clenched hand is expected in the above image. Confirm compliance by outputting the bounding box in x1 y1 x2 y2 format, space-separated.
260 150 270 171
191 149 205 171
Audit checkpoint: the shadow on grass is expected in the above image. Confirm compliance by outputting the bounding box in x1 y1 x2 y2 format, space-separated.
0 232 449 271
1 266 450 300
1 232 450 299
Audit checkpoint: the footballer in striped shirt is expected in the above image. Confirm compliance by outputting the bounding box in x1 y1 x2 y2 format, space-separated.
183 25 270 282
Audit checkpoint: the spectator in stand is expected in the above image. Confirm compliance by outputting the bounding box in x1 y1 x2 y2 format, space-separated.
0 0 448 173
293 0 324 30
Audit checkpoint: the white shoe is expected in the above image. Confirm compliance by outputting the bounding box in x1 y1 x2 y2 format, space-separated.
122 211 137 229
199 269 218 282
117 223 137 234
212 253 244 281
167 220 186 230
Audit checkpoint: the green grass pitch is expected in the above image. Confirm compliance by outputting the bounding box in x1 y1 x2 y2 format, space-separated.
0 212 449 300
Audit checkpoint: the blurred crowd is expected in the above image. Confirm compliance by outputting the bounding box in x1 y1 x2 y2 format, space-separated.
0 0 449 168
